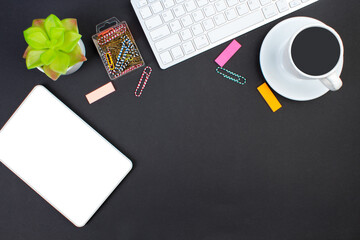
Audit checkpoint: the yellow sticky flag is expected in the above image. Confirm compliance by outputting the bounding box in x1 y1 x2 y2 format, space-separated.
257 83 282 112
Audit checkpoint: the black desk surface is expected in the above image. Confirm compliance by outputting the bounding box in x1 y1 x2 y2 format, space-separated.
1 0 360 239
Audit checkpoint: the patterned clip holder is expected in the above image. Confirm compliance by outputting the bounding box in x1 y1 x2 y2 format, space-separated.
92 17 145 80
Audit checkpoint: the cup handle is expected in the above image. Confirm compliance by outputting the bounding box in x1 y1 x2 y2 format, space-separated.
320 73 343 91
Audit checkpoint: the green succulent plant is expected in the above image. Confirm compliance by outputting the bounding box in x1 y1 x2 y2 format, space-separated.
23 14 86 81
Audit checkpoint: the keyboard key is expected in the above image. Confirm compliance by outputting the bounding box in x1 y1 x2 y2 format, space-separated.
137 0 148 8
184 0 197 11
131 0 317 69
196 0 208 7
145 15 163 30
203 19 215 30
289 0 301 7
193 10 205 22
226 0 238 7
214 0 227 11
203 5 216 17
162 10 174 22
160 51 173 64
181 15 194 27
150 25 171 41
139 6 152 19
259 0 271 5
173 5 186 17
155 34 181 51
276 0 289 12
214 13 226 25
170 20 182 31
193 35 209 49
163 0 175 8
182 41 196 54
171 46 184 59
191 24 204 35
208 10 264 43
151 1 163 13
236 4 249 16
180 29 193 40
225 9 237 21
248 0 260 10
262 4 278 18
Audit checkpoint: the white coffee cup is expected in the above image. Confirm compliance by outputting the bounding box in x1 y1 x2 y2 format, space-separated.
282 23 344 91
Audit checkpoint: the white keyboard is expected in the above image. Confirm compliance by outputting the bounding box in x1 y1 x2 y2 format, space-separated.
131 0 318 69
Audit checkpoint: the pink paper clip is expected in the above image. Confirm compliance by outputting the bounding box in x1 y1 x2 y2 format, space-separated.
135 66 152 97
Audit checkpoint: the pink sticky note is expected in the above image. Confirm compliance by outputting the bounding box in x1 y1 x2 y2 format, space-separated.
86 82 116 104
215 40 242 67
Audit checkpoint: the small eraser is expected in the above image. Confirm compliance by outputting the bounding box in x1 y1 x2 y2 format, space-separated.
257 83 282 112
215 40 242 67
86 82 116 104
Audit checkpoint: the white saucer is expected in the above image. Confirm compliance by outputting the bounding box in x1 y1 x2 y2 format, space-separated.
259 17 343 101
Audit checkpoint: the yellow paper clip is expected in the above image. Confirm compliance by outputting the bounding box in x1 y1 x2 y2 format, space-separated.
105 52 115 70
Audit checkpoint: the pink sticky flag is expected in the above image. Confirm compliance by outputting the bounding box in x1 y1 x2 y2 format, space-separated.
215 40 242 67
86 82 116 104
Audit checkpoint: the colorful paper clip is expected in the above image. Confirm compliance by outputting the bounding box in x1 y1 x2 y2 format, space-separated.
115 42 130 72
98 24 126 46
113 36 140 73
92 18 145 80
105 50 115 70
135 66 152 97
216 67 246 85
123 36 139 57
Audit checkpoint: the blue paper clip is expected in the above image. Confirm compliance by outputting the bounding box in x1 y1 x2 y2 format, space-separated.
216 67 246 85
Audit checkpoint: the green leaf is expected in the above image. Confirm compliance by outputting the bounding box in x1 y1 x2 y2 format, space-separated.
23 46 32 59
32 19 45 29
49 51 70 74
61 18 79 33
26 50 46 69
68 44 86 67
44 14 63 37
49 27 65 48
43 65 61 81
24 27 50 49
49 27 65 40
24 26 44 38
40 49 57 65
59 31 81 53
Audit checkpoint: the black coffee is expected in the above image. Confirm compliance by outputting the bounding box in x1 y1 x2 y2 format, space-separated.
291 27 340 76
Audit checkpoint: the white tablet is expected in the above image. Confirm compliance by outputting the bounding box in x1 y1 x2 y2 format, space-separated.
0 85 132 227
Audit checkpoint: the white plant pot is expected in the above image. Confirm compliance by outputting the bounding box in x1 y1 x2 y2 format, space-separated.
37 39 86 76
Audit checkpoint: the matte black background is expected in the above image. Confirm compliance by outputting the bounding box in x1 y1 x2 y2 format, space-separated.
1 0 360 239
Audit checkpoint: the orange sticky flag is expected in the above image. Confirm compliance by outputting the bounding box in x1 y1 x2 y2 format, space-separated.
257 83 282 112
